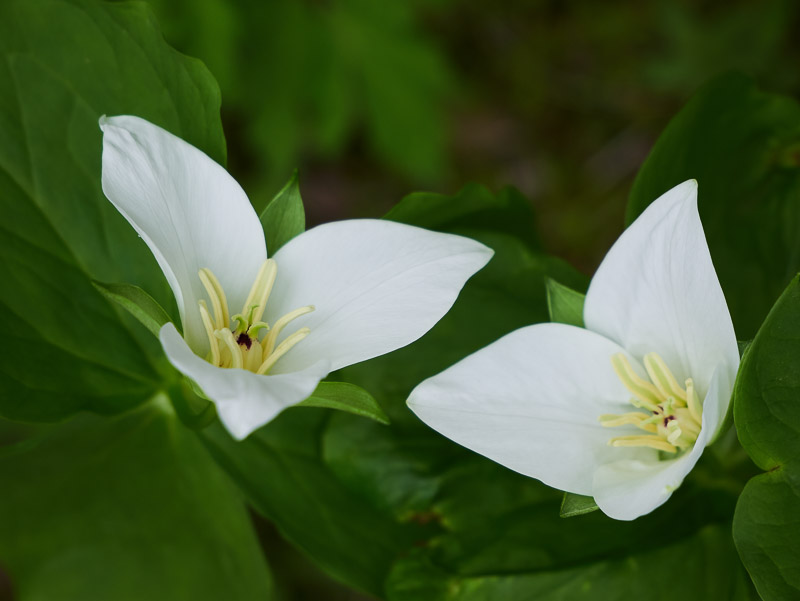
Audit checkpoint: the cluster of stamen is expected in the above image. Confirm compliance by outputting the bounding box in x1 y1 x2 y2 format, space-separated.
599 353 703 454
197 259 313 374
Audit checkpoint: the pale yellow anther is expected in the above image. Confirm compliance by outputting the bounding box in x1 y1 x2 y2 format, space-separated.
262 305 315 357
609 435 677 453
257 327 311 375
240 260 271 317
599 412 656 433
244 340 264 372
216 329 243 369
685 378 702 423
250 260 278 323
199 268 230 329
644 353 687 403
198 300 220 366
611 354 663 411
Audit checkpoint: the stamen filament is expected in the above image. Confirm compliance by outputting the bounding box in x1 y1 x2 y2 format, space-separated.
611 354 662 411
262 305 315 357
257 327 310 375
198 268 230 329
609 435 677 453
198 300 220 366
644 353 687 403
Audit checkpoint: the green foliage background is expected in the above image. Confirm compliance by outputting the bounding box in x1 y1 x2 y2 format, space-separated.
1 0 800 600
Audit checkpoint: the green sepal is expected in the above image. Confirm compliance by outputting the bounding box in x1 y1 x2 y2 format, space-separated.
546 278 586 327
297 382 390 425
559 492 599 518
260 169 306 253
93 281 173 338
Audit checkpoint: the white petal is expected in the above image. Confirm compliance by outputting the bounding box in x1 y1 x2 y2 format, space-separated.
264 219 493 373
584 180 739 397
159 323 330 440
407 323 655 496
592 363 728 520
100 116 266 354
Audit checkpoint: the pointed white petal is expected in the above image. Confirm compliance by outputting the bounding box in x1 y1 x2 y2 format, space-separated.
407 323 654 496
592 363 727 520
159 323 330 440
584 180 739 397
100 116 266 353
264 219 493 373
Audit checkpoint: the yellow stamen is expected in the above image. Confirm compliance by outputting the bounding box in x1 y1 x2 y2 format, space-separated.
257 328 310 375
216 329 243 369
198 268 230 329
599 412 658 433
244 340 264 372
198 300 220 366
262 305 315 357
643 353 687 404
609 435 677 453
250 260 278 323
685 378 702 423
240 260 271 317
611 354 662 411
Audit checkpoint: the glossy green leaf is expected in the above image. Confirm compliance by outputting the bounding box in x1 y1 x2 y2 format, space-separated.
298 382 390 425
626 73 800 339
545 278 586 327
260 169 306 253
93 281 172 339
733 275 800 599
0 0 226 420
0 401 272 600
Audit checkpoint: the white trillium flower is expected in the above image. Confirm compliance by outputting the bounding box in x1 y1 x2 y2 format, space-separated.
407 180 739 520
99 115 493 440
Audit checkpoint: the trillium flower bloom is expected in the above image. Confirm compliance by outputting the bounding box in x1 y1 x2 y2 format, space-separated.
99 115 492 440
407 180 739 520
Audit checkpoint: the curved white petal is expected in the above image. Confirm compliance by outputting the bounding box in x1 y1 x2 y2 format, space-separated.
407 323 655 496
584 180 739 398
592 363 728 520
160 323 330 440
264 219 493 373
100 116 266 354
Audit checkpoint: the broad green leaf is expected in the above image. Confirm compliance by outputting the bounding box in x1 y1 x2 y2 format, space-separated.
93 281 172 338
0 401 272 600
386 525 755 601
559 493 598 518
733 275 800 599
626 73 800 339
298 382 390 425
0 0 226 420
260 169 306 253
545 278 586 327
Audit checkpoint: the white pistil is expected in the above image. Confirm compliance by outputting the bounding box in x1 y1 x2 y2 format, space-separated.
195 259 314 374
601 353 703 455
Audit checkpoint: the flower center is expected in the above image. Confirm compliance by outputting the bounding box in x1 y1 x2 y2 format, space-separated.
196 259 314 374
599 353 703 454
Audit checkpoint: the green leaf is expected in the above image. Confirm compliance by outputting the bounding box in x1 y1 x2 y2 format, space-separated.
559 493 598 518
0 401 273 600
546 278 586 327
733 275 800 599
626 73 800 339
298 382 390 425
386 525 756 601
93 281 172 338
0 0 226 421
260 169 305 253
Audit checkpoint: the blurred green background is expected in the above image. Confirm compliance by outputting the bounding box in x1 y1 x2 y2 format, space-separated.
85 0 799 598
